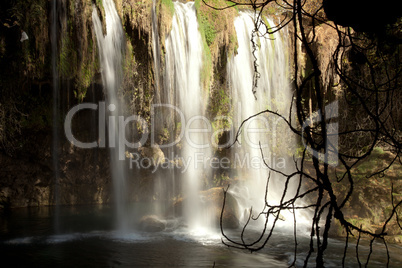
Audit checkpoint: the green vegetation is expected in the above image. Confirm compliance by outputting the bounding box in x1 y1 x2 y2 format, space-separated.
76 62 96 102
213 173 230 186
123 38 138 84
303 147 402 242
200 39 214 91
159 127 170 144
59 31 98 103
209 87 232 137
157 0 174 61
57 0 101 102
95 0 106 34
199 11 217 46
160 0 174 17
194 0 217 85
59 35 77 78
226 1 239 12
195 0 238 90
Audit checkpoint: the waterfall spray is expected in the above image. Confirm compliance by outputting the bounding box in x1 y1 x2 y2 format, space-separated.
92 0 128 231
151 0 167 217
228 13 304 228
164 2 213 232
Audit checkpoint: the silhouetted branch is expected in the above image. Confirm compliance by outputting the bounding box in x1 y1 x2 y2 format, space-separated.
204 0 402 266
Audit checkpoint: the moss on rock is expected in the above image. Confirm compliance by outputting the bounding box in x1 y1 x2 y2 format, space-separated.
195 0 238 91
56 0 100 102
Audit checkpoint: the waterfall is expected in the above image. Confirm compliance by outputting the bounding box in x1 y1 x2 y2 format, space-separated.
51 0 60 233
92 0 128 231
228 13 302 228
91 1 302 234
151 0 168 218
164 2 213 232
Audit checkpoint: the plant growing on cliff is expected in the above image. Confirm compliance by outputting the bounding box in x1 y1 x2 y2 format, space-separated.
195 0 238 90
204 0 402 266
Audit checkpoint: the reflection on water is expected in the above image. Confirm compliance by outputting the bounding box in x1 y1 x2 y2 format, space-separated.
1 205 401 267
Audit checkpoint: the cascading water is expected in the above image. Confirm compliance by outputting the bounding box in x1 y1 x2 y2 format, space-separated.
151 0 172 218
164 2 213 232
92 1 301 234
92 0 128 231
228 13 304 228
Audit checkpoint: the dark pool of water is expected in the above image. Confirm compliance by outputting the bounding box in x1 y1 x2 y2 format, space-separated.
0 205 401 267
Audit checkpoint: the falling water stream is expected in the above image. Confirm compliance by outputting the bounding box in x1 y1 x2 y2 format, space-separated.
92 0 128 231
164 2 213 232
1 2 401 267
227 13 306 228
151 0 173 219
93 1 301 234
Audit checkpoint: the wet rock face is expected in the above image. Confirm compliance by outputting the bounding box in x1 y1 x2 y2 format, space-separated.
0 152 52 209
0 137 112 210
138 145 165 166
307 21 344 94
57 144 112 206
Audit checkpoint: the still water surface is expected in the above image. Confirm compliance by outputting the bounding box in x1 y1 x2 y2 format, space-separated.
0 205 401 267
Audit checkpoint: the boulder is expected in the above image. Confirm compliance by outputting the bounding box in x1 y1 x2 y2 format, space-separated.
139 215 166 232
138 145 165 166
200 187 240 229
174 187 240 229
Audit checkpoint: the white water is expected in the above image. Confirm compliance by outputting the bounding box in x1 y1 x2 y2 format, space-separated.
151 0 174 218
164 2 213 232
92 0 128 231
91 1 305 234
228 13 307 229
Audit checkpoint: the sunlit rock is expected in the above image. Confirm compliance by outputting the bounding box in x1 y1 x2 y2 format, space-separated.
139 215 166 232
174 187 240 229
